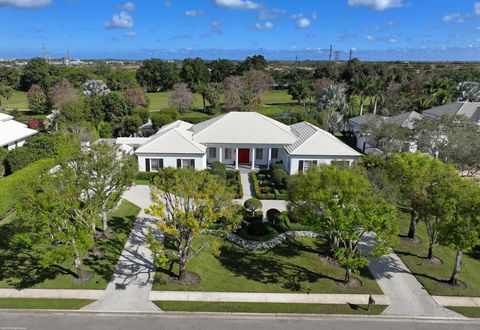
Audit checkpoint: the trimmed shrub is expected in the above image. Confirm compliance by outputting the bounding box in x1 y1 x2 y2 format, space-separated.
0 148 7 177
226 170 243 199
266 208 281 223
247 220 267 236
271 162 285 171
136 172 157 182
272 168 288 187
236 222 278 241
251 172 275 199
210 161 226 180
244 210 263 222
243 198 262 216
0 158 55 218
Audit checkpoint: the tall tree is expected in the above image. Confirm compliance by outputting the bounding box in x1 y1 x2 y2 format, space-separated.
136 59 179 92
317 84 349 132
210 59 237 83
26 84 48 114
288 165 397 284
16 166 96 281
242 70 274 105
350 75 371 116
19 57 50 91
169 83 194 113
0 84 13 110
180 58 211 111
146 168 242 282
288 80 311 106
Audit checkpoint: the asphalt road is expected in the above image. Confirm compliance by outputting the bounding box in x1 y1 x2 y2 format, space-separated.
0 312 479 330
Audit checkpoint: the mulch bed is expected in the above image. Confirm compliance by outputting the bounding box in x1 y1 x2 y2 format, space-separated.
419 256 443 266
168 272 201 286
437 279 467 290
72 270 94 284
336 277 362 289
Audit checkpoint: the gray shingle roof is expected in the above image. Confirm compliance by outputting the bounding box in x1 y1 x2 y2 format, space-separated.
349 113 382 126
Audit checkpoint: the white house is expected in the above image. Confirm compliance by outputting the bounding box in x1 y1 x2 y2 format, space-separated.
0 113 38 150
115 112 361 175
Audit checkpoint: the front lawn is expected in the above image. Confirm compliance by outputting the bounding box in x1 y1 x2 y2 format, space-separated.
0 298 95 310
446 307 480 318
394 213 480 296
152 236 381 294
154 301 387 315
0 200 140 289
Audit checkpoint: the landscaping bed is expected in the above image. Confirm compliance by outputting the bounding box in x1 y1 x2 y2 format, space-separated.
394 213 480 296
152 236 381 294
0 200 140 290
251 166 288 200
0 298 95 310
154 301 386 315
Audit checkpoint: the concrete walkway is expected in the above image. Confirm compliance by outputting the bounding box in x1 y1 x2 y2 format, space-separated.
83 185 160 312
433 296 480 307
150 291 389 305
235 172 287 214
361 234 464 318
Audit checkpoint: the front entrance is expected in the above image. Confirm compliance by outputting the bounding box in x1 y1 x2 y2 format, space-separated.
238 148 250 164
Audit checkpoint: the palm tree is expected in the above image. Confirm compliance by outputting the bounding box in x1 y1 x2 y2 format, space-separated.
351 75 371 116
369 77 386 115
318 84 349 132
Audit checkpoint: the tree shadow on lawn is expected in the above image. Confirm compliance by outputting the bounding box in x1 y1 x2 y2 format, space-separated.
217 244 341 292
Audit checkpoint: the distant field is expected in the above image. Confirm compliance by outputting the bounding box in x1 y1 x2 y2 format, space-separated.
147 92 204 111
3 91 28 110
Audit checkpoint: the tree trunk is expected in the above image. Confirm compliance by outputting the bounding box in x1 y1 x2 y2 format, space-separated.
360 102 364 116
74 253 84 280
178 258 187 281
449 251 463 286
427 243 436 260
345 268 351 284
330 235 339 252
373 98 378 115
202 93 207 112
407 210 419 239
101 201 109 233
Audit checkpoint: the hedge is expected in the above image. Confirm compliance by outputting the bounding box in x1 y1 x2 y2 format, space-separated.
226 170 243 199
0 158 56 218
136 172 158 182
250 172 275 199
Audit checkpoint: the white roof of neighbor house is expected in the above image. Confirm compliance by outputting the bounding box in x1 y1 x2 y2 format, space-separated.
0 116 37 147
135 127 206 154
158 120 193 133
287 122 361 157
116 137 152 146
191 112 297 145
0 113 13 122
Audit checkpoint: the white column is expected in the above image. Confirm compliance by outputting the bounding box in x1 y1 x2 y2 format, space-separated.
267 148 271 168
251 148 256 169
219 147 223 163
235 148 239 169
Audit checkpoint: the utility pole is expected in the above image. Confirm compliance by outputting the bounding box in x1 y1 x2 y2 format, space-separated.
349 49 353 61
328 45 333 62
335 51 340 61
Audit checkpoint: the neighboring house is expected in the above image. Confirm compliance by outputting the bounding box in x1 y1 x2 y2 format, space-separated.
422 102 480 125
112 112 361 175
139 119 156 137
348 111 422 153
0 113 38 150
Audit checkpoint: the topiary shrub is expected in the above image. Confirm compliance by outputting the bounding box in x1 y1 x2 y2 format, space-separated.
210 161 226 180
247 220 267 236
266 208 281 224
244 198 262 217
272 168 289 187
271 162 285 171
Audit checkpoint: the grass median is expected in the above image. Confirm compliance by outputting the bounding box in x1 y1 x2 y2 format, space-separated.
0 298 95 310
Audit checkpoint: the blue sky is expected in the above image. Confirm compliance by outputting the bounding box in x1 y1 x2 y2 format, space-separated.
1 0 480 60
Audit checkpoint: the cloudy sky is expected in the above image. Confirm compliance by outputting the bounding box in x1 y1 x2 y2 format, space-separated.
1 0 480 60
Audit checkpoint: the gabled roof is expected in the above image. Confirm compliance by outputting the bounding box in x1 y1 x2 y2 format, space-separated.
158 120 193 133
386 111 423 129
135 127 206 154
0 116 37 147
287 122 361 157
116 137 152 147
191 112 297 145
422 102 480 121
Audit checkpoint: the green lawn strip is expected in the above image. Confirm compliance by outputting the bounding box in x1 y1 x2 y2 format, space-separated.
394 212 480 296
0 298 95 310
445 307 480 318
135 179 151 185
147 92 204 111
154 301 386 315
0 200 140 289
3 91 28 109
153 237 381 294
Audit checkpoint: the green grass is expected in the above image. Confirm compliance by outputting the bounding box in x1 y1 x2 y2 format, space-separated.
154 301 387 315
0 298 95 310
152 237 381 294
2 91 28 110
147 92 204 111
135 179 151 185
394 213 480 296
0 200 140 289
446 307 480 318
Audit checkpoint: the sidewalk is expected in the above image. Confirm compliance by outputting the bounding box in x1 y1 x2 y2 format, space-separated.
150 291 390 305
361 234 464 318
82 186 161 312
433 296 480 307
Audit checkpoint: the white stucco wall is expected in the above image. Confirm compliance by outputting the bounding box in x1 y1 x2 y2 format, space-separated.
2 139 26 151
204 144 287 168
137 153 206 172
287 155 359 175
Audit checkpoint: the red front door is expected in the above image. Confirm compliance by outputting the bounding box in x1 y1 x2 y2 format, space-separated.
238 148 250 164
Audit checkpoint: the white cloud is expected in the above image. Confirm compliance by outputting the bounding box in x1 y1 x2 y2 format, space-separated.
258 8 285 20
475 2 480 15
212 0 260 10
388 37 397 43
290 13 304 20
117 2 135 11
125 31 137 37
255 21 274 30
442 13 465 23
212 20 224 26
348 0 403 11
0 0 51 8
105 11 134 29
185 10 204 17
296 18 311 29
365 34 376 41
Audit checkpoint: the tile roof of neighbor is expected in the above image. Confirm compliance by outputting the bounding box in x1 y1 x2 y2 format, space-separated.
386 111 423 129
287 121 361 157
423 102 480 121
348 113 382 126
135 126 206 154
0 114 38 147
191 112 297 144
